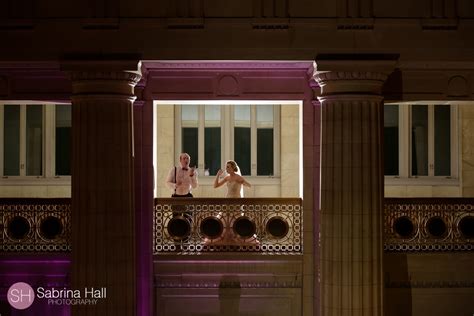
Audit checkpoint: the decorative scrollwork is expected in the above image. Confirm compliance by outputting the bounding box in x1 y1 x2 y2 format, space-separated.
384 198 474 252
0 199 71 252
153 198 303 254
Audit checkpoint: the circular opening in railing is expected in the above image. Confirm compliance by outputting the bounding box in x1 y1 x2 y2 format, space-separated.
233 216 256 239
200 216 224 239
39 216 64 240
167 217 191 241
393 216 415 238
265 216 289 239
426 217 447 238
459 216 474 239
7 216 31 240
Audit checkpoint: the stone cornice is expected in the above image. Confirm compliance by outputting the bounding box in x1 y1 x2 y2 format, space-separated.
142 61 313 71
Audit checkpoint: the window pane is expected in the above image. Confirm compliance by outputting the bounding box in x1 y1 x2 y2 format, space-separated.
26 105 43 176
234 127 251 175
205 105 221 176
181 105 199 168
256 105 274 176
234 105 250 127
384 105 399 175
257 129 273 175
56 105 71 175
205 128 220 175
257 105 274 127
411 105 428 176
181 105 198 127
182 128 198 168
3 105 20 176
434 105 451 176
234 105 251 175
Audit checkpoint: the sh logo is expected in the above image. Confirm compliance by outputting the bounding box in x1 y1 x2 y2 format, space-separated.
7 282 35 310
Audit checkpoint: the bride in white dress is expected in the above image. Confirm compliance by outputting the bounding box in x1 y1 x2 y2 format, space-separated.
213 160 251 197
211 160 256 244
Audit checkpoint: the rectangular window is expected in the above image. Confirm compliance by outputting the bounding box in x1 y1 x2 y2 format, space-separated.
181 105 199 168
3 105 20 176
257 105 274 176
1 102 72 181
384 105 399 176
411 105 428 176
26 105 43 176
174 103 281 178
385 103 458 181
55 105 71 176
234 105 251 175
204 105 221 175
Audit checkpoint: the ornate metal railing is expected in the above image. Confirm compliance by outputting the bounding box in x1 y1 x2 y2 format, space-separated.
0 198 71 252
153 198 303 254
2 197 473 253
384 198 474 251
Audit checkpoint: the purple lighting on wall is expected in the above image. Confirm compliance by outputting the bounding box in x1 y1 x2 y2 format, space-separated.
0 254 71 316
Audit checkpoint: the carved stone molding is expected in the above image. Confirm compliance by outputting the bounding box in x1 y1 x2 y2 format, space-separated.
386 280 474 289
61 60 142 97
217 74 239 96
317 93 383 104
447 75 469 97
155 280 301 288
314 70 389 83
312 56 397 96
68 71 141 85
142 61 313 70
313 70 390 95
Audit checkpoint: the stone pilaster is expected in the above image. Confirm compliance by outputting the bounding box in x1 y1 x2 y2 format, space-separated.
63 61 141 316
313 58 395 316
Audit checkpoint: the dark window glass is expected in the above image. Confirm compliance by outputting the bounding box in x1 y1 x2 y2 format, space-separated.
234 127 251 175
182 128 198 168
434 105 451 176
411 105 428 176
384 105 399 175
26 105 43 176
3 105 20 176
56 105 71 175
257 128 273 175
205 127 221 175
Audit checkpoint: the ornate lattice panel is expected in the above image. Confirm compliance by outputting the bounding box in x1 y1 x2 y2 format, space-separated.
384 198 474 251
154 198 303 254
0 198 71 252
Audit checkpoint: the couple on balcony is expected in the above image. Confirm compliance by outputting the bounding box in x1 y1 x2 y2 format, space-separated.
165 153 251 198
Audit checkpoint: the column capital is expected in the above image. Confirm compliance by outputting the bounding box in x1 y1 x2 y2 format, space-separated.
311 54 398 96
61 59 142 97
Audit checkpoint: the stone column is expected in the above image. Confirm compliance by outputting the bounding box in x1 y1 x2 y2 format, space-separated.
63 61 141 316
312 58 396 316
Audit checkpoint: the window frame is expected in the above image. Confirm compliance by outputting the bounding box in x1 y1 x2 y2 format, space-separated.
174 103 281 178
384 102 459 186
0 102 71 185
